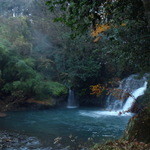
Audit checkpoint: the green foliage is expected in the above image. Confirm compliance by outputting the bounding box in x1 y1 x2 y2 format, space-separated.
105 0 145 24
12 36 32 56
45 81 67 96
0 44 67 100
51 34 103 88
23 58 36 68
0 0 149 104
0 16 32 58
0 1 68 102
46 0 146 34
45 0 150 79
97 22 150 75
46 0 106 35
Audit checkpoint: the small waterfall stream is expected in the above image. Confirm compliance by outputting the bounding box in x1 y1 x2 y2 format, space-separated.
122 81 147 111
67 89 78 108
106 74 148 113
79 74 148 117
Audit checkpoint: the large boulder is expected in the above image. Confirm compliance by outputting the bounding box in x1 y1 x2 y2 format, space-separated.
124 107 150 143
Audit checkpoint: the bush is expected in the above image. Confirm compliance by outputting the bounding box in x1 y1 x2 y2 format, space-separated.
0 45 67 100
46 81 67 97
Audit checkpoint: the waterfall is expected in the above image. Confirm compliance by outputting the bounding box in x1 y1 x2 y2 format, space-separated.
67 89 78 108
106 74 148 112
123 81 147 111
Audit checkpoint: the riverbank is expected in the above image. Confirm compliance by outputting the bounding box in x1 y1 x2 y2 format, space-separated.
0 130 90 150
1 130 150 150
0 131 43 150
0 96 67 113
92 106 150 150
92 139 150 150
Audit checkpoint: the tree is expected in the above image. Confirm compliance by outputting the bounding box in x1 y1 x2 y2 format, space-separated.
47 0 150 74
46 0 106 34
142 0 150 29
46 0 147 33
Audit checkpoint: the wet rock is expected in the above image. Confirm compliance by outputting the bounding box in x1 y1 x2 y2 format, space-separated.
0 131 42 149
124 107 150 143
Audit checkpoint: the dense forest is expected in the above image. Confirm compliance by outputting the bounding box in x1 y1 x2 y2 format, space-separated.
0 0 150 150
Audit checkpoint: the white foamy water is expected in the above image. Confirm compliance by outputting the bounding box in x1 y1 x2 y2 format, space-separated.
79 81 147 118
79 110 133 117
123 81 148 111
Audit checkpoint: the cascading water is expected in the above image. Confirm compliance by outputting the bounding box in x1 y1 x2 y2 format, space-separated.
106 74 148 113
67 89 78 108
122 81 147 111
80 74 148 117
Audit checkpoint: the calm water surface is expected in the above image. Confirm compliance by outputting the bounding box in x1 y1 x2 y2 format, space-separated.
0 107 132 149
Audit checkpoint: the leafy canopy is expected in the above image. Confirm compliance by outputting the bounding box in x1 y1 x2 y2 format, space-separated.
46 0 145 35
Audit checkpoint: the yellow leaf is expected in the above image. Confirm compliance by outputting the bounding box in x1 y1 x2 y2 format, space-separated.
91 24 110 37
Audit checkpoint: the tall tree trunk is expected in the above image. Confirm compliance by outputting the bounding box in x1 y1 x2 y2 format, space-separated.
142 0 150 29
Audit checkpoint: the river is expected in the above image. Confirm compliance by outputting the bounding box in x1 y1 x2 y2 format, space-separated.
0 107 132 149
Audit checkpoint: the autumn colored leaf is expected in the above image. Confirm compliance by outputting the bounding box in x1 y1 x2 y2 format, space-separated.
91 24 111 37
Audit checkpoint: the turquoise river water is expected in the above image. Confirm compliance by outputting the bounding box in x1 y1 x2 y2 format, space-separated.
0 107 132 149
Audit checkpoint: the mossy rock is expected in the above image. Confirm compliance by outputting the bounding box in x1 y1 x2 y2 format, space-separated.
92 140 150 150
124 107 150 143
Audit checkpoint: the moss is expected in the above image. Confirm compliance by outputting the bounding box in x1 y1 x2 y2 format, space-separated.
124 107 150 143
92 140 150 150
124 80 150 143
